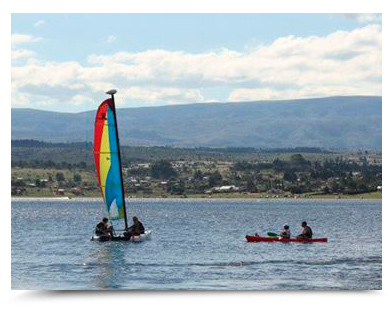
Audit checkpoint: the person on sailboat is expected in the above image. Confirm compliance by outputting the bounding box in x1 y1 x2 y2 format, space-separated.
95 217 113 237
124 216 145 236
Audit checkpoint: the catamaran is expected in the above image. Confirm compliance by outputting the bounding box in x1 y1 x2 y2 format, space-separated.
91 89 151 242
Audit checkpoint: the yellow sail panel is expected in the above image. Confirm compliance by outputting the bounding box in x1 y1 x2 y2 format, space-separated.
99 119 111 201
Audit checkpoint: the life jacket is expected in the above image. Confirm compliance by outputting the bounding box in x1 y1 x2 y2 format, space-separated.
281 229 291 237
137 222 145 234
128 221 145 234
302 226 313 238
95 222 105 235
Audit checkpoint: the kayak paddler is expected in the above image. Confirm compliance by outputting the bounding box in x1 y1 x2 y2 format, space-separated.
280 224 291 238
298 221 313 238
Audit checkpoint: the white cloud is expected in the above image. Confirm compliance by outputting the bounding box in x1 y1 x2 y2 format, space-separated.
11 25 381 109
118 87 204 106
12 49 35 60
228 83 382 102
344 13 382 24
11 34 42 61
11 34 41 45
34 20 46 28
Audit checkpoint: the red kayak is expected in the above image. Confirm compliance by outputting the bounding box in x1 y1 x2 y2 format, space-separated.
245 235 328 242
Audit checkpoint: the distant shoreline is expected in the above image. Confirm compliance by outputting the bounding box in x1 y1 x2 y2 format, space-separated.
11 192 381 200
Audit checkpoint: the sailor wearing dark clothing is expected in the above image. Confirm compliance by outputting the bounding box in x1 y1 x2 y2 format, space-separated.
125 216 145 236
298 221 313 238
95 217 113 236
95 222 105 235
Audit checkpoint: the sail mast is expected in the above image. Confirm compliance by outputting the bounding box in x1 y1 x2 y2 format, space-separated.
106 89 129 229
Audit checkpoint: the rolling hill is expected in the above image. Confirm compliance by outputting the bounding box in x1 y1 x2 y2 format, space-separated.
11 96 382 149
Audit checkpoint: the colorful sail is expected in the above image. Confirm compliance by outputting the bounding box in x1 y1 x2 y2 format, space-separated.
94 99 125 220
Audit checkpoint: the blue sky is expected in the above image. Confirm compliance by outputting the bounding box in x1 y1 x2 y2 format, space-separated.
11 13 382 112
12 14 368 60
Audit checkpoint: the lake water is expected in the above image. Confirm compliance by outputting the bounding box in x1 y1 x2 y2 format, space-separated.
11 198 381 290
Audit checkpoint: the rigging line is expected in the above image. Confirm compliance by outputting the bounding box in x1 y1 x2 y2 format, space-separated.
109 219 117 237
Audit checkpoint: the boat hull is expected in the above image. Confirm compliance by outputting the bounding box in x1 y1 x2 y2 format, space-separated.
91 230 152 242
245 235 328 242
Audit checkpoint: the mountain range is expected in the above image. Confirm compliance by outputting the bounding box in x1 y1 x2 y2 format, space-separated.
11 96 382 149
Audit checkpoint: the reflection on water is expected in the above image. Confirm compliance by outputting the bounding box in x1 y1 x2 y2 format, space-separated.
87 243 127 290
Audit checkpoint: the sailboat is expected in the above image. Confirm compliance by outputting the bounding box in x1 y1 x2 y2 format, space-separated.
91 89 151 242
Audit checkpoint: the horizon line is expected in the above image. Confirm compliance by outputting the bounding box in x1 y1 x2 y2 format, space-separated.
11 94 382 114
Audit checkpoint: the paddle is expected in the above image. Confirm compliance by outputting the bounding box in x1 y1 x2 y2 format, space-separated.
267 232 278 237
